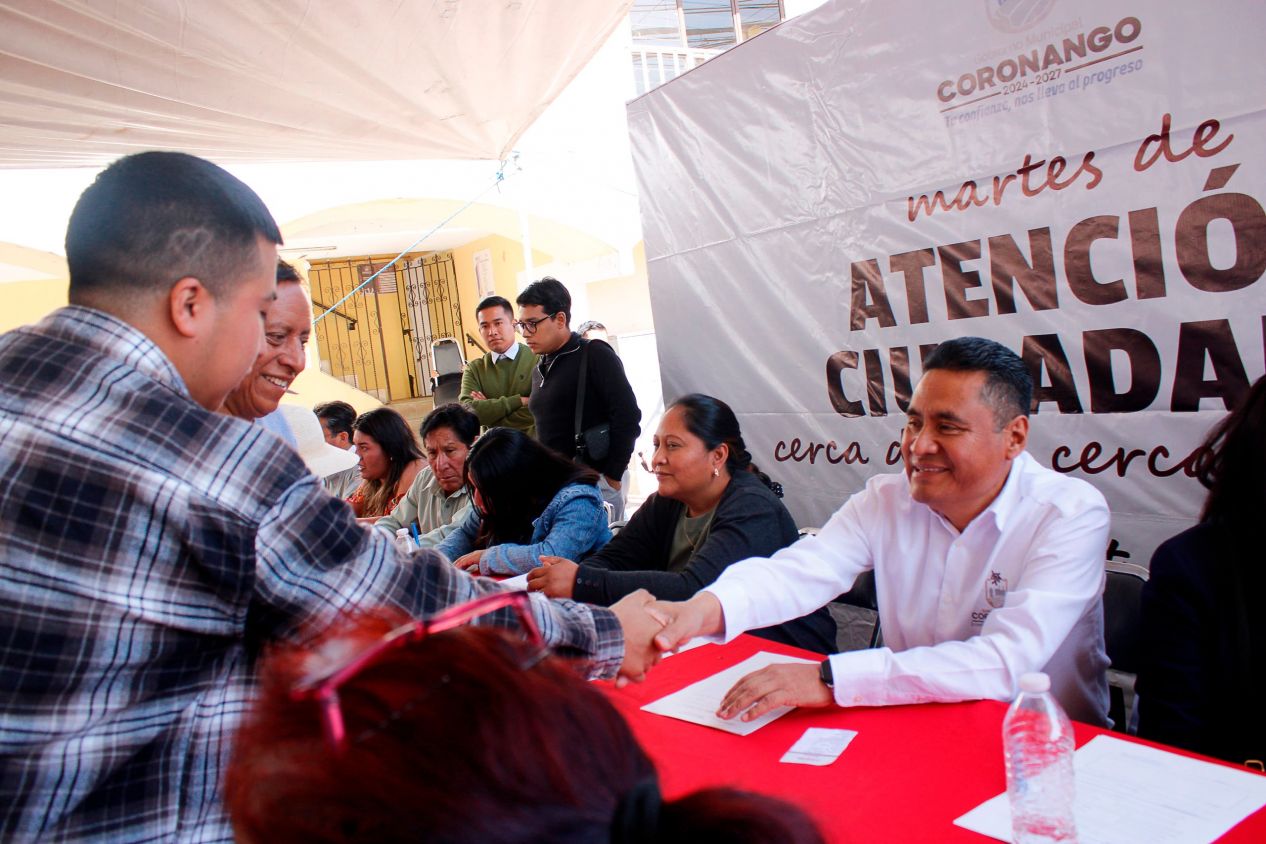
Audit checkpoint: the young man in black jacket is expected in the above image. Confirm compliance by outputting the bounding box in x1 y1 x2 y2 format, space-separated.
516 277 641 521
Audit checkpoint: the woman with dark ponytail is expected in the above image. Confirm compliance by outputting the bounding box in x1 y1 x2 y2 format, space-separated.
1136 374 1266 764
227 611 822 843
528 394 836 653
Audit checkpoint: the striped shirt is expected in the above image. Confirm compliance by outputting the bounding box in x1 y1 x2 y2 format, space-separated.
0 307 623 843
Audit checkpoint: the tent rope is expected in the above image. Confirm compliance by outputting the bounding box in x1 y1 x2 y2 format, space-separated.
312 152 521 325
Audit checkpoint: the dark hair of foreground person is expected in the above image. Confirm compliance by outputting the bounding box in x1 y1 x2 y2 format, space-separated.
1136 375 1266 763
226 609 824 844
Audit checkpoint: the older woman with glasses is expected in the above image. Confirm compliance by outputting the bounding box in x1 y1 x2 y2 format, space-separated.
437 427 611 575
528 394 836 654
225 594 825 843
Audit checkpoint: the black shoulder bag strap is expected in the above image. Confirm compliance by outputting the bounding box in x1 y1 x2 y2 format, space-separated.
573 339 589 456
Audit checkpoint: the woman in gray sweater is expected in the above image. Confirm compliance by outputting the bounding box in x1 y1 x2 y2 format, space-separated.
528 394 835 653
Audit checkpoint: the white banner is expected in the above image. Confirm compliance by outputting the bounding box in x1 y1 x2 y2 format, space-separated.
629 0 1266 565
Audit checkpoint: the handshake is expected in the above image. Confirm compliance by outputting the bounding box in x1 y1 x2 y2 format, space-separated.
607 589 723 686
606 589 838 721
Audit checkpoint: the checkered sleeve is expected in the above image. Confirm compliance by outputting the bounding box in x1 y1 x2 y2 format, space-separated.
252 476 625 678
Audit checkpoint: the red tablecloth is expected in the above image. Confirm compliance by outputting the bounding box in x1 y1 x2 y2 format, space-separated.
601 635 1266 843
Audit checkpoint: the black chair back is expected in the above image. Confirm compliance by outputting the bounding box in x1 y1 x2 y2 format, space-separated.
432 372 462 405
1103 560 1148 731
834 570 880 649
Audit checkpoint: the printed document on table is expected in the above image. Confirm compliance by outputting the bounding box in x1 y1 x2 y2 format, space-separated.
641 651 817 736
954 734 1266 844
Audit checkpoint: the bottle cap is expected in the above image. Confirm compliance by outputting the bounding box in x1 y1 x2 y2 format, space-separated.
1019 672 1051 693
396 528 410 538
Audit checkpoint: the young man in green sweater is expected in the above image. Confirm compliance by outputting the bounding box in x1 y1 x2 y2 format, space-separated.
460 295 538 435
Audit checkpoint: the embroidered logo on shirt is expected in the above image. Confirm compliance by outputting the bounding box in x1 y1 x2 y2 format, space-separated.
985 570 1008 609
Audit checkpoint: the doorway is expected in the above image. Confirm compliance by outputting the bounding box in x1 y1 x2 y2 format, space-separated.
309 252 464 402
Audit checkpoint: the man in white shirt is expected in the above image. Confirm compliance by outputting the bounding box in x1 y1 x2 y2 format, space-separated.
650 336 1112 725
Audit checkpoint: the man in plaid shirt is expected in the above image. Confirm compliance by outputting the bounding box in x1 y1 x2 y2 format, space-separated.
0 152 660 842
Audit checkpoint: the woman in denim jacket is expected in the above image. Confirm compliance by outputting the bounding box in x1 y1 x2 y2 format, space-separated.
438 427 611 576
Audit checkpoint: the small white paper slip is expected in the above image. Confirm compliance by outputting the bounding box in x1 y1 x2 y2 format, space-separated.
640 651 817 736
953 734 1266 844
780 727 858 766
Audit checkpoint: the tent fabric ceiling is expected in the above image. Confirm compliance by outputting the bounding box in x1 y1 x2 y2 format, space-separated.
0 0 633 168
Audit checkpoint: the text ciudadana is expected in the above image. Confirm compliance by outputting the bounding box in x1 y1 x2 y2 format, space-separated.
800 113 1263 480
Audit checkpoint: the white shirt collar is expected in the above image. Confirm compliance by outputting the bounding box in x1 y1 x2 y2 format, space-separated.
492 342 521 364
920 451 1028 537
958 451 1028 535
981 451 1029 533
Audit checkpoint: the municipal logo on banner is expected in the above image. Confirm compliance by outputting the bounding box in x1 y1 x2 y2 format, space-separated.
985 0 1058 34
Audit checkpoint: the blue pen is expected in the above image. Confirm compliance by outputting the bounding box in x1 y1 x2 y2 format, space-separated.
409 523 421 547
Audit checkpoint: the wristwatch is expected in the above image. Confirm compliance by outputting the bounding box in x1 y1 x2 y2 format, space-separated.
818 658 835 689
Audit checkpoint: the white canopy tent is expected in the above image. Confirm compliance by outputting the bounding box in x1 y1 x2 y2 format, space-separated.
0 0 633 168
0 0 648 283
0 1 653 427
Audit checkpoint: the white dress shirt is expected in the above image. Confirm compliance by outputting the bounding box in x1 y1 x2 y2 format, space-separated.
706 451 1111 725
492 342 521 364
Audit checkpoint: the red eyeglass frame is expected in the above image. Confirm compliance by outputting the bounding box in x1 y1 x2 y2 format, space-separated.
291 590 545 750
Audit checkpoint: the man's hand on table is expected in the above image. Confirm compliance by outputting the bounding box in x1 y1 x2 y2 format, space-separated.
526 556 578 598
610 589 665 687
717 663 835 721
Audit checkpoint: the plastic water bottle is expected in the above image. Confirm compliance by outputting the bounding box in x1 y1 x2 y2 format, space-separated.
1003 672 1077 843
395 528 414 554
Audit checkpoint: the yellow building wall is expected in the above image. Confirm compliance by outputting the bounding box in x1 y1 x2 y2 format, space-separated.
286 334 383 414
0 278 70 333
585 242 654 336
450 234 551 353
0 244 71 332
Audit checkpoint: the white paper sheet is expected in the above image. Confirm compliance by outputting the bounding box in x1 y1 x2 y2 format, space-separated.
498 573 530 590
780 727 858 766
954 734 1266 844
640 651 817 736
